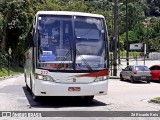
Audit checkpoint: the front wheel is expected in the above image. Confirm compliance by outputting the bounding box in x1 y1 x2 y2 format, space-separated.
130 76 134 83
83 96 94 103
32 94 40 102
147 80 150 83
120 74 124 81
26 84 30 91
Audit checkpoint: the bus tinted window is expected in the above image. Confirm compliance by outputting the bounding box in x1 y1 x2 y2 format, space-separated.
36 14 107 70
38 15 72 62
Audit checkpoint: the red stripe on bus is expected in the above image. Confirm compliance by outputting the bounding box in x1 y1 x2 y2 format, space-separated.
76 69 109 77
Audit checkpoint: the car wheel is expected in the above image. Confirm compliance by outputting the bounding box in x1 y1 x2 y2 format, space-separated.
120 74 124 81
147 80 150 83
130 76 134 83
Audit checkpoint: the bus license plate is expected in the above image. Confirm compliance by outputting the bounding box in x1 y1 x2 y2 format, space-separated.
141 77 146 79
68 87 80 91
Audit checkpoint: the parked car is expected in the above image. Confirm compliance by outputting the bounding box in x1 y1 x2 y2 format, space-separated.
120 65 151 83
149 65 160 82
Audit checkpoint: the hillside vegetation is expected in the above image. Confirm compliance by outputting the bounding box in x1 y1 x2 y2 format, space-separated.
0 0 159 67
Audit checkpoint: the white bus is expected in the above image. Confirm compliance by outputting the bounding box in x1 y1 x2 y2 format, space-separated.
24 11 109 102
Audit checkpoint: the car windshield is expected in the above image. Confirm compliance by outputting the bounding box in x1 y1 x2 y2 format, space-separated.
135 66 149 71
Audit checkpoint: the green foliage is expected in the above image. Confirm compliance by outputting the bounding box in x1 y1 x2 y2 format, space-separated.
146 0 160 16
0 51 7 67
120 51 140 58
0 0 160 68
127 2 145 29
0 0 33 65
0 13 4 41
153 97 160 101
0 67 23 77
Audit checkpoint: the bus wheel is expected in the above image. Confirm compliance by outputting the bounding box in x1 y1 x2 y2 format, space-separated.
32 94 40 102
83 96 94 103
26 84 30 91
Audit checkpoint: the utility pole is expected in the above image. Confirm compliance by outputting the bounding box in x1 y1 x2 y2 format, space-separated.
113 0 118 76
118 22 121 65
117 2 123 65
126 0 129 66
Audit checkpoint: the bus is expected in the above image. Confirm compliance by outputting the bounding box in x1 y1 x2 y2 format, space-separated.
24 11 109 102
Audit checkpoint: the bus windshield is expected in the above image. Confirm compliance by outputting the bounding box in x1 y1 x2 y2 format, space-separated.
37 15 107 70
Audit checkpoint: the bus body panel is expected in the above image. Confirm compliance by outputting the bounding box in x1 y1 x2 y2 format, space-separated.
34 79 108 96
24 48 33 89
35 69 109 84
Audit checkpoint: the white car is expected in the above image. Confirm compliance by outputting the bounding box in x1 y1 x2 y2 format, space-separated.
120 65 151 83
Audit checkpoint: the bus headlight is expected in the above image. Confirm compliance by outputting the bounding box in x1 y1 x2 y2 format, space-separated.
35 74 54 82
104 75 109 80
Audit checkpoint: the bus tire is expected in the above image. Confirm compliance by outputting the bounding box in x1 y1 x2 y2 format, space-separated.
26 84 30 91
32 94 40 102
24 73 27 83
24 73 30 91
83 96 94 103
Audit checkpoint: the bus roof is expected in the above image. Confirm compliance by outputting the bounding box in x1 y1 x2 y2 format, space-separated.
36 11 104 18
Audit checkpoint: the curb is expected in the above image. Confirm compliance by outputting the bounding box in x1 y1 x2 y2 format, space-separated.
149 99 160 104
0 73 23 81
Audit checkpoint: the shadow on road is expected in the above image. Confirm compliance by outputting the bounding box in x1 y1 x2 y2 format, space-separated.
120 80 150 84
150 80 160 84
22 87 108 108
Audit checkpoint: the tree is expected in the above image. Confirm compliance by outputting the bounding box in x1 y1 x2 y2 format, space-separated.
0 0 33 64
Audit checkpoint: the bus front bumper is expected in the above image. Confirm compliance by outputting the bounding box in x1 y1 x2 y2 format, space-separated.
33 80 108 96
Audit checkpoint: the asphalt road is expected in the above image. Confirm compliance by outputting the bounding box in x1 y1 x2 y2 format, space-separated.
0 74 160 120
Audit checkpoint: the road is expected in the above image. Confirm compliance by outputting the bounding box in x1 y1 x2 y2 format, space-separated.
0 75 160 120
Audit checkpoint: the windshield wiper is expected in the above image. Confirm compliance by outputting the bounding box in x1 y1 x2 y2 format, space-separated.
56 48 92 71
76 49 92 70
56 49 71 70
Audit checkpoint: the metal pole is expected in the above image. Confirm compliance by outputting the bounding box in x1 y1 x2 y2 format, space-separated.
146 20 149 59
126 0 129 66
8 54 10 76
118 15 121 65
136 55 137 65
111 54 113 76
144 44 146 65
117 2 123 65
113 0 118 76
